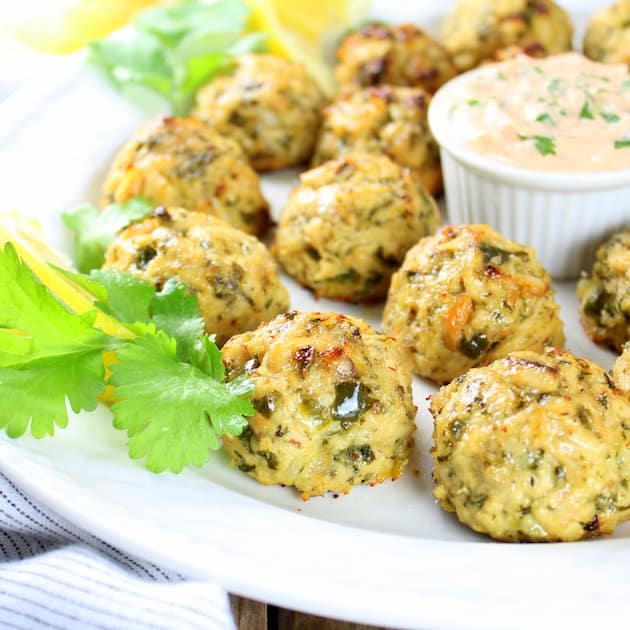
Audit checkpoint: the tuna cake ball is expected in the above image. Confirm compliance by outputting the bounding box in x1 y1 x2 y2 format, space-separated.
192 53 326 171
102 115 270 236
334 23 456 95
577 228 630 353
585 1 630 65
221 311 416 499
103 207 289 346
430 347 630 542
442 0 573 73
382 224 565 384
274 153 441 303
612 343 630 392
312 85 442 196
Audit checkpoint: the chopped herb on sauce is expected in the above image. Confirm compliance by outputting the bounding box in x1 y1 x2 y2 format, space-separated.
547 78 564 96
518 134 556 156
614 138 630 149
601 112 620 123
579 99 594 120
467 99 480 106
535 113 554 126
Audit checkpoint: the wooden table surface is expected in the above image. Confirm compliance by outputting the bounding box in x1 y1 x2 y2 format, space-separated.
230 595 390 630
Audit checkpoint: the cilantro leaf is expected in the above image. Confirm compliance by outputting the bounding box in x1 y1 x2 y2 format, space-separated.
89 269 156 325
601 112 620 123
110 332 253 473
88 0 265 115
614 139 630 149
579 99 594 120
59 268 206 363
548 78 564 96
150 279 205 361
89 31 173 99
0 244 110 368
0 243 112 437
535 113 554 126
62 197 153 273
189 336 225 381
0 353 106 438
79 270 204 361
135 0 249 48
518 134 557 156
533 136 556 156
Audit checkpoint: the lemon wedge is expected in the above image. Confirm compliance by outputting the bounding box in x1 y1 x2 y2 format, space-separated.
271 0 370 45
247 0 370 97
3 0 159 54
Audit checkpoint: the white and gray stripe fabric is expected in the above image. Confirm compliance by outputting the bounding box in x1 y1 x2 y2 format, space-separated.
0 474 234 629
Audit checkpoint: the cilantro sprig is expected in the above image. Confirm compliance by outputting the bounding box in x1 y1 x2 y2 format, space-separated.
62 198 153 273
88 0 266 115
0 243 254 473
0 244 111 438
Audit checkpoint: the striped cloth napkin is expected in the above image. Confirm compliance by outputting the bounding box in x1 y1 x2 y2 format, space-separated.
0 473 234 629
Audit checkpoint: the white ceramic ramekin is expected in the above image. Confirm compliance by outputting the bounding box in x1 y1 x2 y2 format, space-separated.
428 72 630 280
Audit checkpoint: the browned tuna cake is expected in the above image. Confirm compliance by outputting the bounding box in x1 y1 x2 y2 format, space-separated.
103 207 289 346
584 1 630 66
577 228 630 353
221 311 416 499
431 348 630 542
274 153 440 303
102 115 270 236
382 224 564 384
312 85 442 196
442 0 573 72
335 23 456 94
193 53 326 171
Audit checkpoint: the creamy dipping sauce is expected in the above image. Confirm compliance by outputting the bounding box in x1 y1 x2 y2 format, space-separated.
443 53 630 172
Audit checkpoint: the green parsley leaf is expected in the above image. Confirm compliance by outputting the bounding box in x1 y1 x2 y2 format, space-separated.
614 138 630 149
601 112 621 123
518 134 557 156
533 66 544 75
535 113 555 126
579 99 594 120
110 332 253 473
467 99 480 106
62 198 153 273
0 243 112 437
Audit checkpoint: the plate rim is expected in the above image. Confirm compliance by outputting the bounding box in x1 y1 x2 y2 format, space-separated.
1 2 629 628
